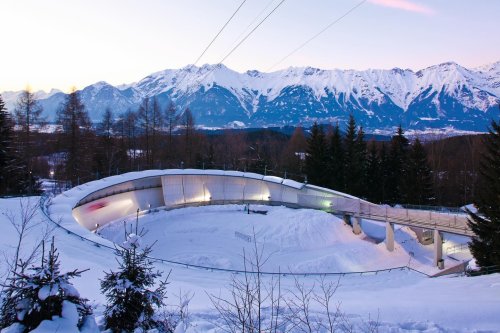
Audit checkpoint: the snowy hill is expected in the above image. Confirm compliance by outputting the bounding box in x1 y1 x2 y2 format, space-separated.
2 61 499 131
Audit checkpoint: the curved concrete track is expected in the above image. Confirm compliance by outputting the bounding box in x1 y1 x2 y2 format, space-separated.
48 169 472 268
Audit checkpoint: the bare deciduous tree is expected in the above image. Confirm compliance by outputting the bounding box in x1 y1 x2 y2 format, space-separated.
208 233 283 333
1 198 53 284
14 88 44 193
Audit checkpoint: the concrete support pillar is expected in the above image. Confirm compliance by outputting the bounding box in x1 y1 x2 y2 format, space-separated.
352 217 362 235
385 221 395 252
434 229 443 267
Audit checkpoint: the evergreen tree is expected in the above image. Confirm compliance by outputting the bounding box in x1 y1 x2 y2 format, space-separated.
327 123 344 191
0 94 31 195
343 115 366 196
101 232 169 333
354 126 368 196
0 94 15 194
405 138 434 204
378 143 390 203
0 239 93 331
386 125 410 203
468 119 500 269
305 122 328 186
365 140 382 202
56 88 93 186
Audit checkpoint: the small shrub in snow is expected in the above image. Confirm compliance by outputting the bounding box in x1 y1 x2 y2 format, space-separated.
101 232 170 333
0 239 93 332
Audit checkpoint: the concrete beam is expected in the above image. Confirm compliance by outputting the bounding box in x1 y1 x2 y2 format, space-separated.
434 229 443 268
352 217 362 235
385 221 395 252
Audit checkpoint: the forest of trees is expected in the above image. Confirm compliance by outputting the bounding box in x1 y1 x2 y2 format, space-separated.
0 90 492 208
304 116 434 205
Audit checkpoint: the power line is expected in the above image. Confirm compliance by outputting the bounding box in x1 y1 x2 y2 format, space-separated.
174 0 247 92
223 0 278 56
267 0 367 72
193 0 248 66
195 0 287 87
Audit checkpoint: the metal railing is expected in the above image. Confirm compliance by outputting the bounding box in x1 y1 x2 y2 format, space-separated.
446 243 470 255
330 198 473 236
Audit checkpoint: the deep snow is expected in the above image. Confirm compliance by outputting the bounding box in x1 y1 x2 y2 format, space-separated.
1 197 499 332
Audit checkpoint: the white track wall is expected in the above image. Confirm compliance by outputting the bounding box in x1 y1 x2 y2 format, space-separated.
71 170 359 231
72 188 164 230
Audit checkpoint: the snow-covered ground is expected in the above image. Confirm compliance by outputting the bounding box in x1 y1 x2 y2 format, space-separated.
99 204 468 276
1 197 499 332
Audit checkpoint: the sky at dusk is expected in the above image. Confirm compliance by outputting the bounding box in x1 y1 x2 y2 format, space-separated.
1 0 499 92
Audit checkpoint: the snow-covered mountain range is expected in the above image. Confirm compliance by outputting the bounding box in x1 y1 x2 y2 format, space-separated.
2 61 499 131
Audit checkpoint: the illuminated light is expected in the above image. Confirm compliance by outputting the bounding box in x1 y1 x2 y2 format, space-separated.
185 188 212 203
87 201 108 212
322 200 333 208
108 198 134 212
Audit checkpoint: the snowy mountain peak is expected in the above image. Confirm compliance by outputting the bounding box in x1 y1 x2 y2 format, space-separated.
2 61 499 131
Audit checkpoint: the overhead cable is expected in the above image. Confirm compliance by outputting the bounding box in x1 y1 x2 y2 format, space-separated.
267 0 367 72
193 0 248 66
195 0 287 86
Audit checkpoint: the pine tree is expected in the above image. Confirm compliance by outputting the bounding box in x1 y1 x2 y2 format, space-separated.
343 115 366 196
101 232 169 332
468 119 500 269
354 126 368 196
386 125 410 203
0 94 15 194
305 122 328 186
0 94 31 195
0 239 93 331
379 143 390 203
365 140 382 202
327 123 344 191
405 138 434 205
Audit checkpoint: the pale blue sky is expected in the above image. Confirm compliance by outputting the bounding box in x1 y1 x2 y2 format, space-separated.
1 0 499 92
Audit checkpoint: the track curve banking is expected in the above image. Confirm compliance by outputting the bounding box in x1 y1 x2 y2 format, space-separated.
67 169 362 231
46 169 471 272
47 169 471 238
